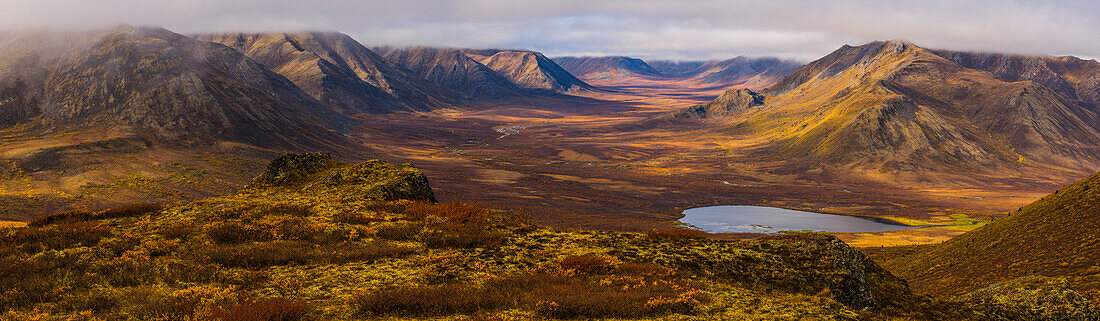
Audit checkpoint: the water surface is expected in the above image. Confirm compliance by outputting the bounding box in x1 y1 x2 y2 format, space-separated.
679 205 920 234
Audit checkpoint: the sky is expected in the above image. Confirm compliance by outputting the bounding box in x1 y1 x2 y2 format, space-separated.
1 0 1098 62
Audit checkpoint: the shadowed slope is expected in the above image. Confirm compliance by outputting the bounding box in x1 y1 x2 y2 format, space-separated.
196 32 464 114
373 46 525 100
930 50 1100 109
885 171 1100 296
0 27 348 147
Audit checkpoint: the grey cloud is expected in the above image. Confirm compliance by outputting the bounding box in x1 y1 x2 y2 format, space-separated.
0 0 1097 61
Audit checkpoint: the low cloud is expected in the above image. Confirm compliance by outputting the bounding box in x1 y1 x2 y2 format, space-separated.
1 0 1097 61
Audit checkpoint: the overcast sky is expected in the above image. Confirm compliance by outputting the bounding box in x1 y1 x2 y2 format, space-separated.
1 0 1097 61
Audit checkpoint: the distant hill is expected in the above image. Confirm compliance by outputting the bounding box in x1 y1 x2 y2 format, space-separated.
647 60 708 77
884 171 1100 296
659 41 1100 173
373 46 526 100
195 32 464 114
553 56 661 80
684 57 802 86
556 55 800 89
0 27 348 147
658 88 767 120
463 49 593 93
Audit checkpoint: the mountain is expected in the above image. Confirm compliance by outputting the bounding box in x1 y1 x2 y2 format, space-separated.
676 40 1100 173
462 49 593 93
661 88 767 119
553 56 661 80
555 55 800 89
194 32 464 114
372 46 526 100
884 170 1100 296
647 60 708 77
0 27 347 147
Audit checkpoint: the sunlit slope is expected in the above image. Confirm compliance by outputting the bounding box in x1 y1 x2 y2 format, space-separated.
718 41 1100 172
885 171 1100 296
196 32 464 114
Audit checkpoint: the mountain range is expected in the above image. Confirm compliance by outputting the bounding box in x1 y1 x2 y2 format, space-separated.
554 55 801 88
194 32 465 115
0 27 348 147
658 41 1100 175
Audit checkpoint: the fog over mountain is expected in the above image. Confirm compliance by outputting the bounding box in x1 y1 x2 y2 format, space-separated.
1 0 1097 61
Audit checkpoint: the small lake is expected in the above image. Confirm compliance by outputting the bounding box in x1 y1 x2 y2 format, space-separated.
679 205 921 234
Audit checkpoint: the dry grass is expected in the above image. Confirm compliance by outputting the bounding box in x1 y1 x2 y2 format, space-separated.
647 228 709 240
28 202 164 227
356 257 707 318
212 298 313 321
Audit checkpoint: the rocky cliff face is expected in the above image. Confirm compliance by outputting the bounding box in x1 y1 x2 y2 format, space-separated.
196 32 464 114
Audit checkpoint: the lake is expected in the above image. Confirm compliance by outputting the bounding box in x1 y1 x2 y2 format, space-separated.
679 205 921 233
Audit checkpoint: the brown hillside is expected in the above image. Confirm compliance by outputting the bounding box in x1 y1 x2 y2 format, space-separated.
884 171 1100 297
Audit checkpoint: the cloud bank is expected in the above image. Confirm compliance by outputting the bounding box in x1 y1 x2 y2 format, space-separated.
1 0 1097 61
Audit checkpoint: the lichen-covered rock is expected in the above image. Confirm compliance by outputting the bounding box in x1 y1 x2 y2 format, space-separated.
951 276 1099 320
250 152 336 187
314 160 436 202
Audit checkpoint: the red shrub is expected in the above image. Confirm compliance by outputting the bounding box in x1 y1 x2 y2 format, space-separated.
212 298 312 321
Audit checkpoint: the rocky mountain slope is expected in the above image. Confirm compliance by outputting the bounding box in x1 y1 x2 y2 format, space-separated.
463 49 593 93
195 32 464 114
930 50 1100 109
373 46 526 100
0 27 348 147
885 170 1100 297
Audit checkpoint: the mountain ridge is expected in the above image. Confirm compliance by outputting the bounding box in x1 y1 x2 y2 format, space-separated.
194 32 465 115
